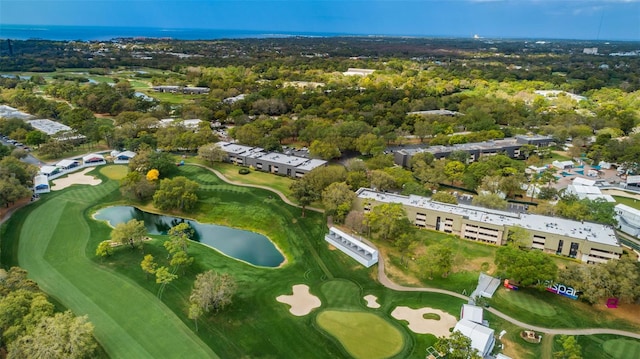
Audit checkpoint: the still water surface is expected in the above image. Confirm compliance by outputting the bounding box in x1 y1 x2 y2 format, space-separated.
94 206 284 267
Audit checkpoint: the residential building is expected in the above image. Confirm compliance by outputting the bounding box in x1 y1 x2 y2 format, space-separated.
216 141 327 178
355 189 622 263
393 135 553 167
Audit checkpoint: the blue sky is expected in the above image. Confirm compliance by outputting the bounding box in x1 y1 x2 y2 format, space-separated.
1 0 639 40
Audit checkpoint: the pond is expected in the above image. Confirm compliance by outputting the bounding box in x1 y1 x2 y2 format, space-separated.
94 206 284 267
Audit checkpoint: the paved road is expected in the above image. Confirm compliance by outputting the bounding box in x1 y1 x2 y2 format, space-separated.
0 137 45 166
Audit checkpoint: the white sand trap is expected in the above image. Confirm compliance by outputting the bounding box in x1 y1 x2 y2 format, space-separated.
276 284 321 316
364 294 381 309
51 168 102 190
391 306 457 337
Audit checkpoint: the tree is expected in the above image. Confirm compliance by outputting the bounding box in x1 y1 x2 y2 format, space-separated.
413 118 433 142
146 169 159 181
0 177 31 208
369 170 396 192
119 171 157 201
472 193 508 210
553 335 582 359
309 140 341 160
434 330 482 359
95 240 112 259
364 203 412 241
155 266 177 300
7 311 97 359
495 246 557 287
431 191 458 204
289 179 318 218
444 160 466 185
0 290 54 345
507 226 531 248
418 243 454 279
140 254 158 280
321 182 356 223
355 133 385 156
197 143 227 165
189 270 237 314
153 176 199 211
110 219 146 249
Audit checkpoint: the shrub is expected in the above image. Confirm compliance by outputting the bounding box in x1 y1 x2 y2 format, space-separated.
238 168 250 175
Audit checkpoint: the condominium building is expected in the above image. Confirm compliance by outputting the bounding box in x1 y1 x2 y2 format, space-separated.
355 189 622 263
216 141 327 178
393 135 553 167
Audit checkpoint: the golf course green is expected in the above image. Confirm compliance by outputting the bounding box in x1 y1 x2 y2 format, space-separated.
317 310 404 359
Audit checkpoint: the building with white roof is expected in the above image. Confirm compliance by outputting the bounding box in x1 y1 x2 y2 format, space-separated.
552 160 574 170
82 153 106 166
393 136 553 167
0 105 32 120
565 184 615 203
56 159 80 170
355 189 622 263
113 150 136 164
453 319 495 358
33 174 50 194
342 68 375 76
616 204 640 237
325 227 378 267
39 165 61 177
460 304 484 325
216 141 327 178
27 119 72 135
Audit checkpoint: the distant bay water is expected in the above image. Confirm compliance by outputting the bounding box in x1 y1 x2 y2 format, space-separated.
0 24 350 41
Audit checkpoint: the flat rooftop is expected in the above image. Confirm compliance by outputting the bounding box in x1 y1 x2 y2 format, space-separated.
256 152 307 166
27 119 72 135
357 189 619 247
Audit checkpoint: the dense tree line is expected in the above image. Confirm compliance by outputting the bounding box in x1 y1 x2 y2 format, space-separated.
0 267 98 358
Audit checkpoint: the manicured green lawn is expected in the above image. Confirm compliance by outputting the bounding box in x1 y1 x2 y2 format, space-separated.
496 289 557 317
601 337 640 358
613 195 640 211
317 310 405 359
99 164 128 180
2 170 217 359
490 287 640 332
4 164 635 358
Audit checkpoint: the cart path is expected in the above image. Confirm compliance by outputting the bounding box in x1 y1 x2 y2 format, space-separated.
359 237 640 339
188 163 323 213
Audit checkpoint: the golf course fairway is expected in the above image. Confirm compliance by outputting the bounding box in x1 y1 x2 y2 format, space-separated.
14 179 217 359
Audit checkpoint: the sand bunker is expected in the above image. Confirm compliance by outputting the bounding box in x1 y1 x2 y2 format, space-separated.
391 306 457 337
364 294 381 309
51 168 102 190
276 284 321 316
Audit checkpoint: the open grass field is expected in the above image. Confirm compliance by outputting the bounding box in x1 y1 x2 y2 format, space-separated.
552 334 640 359
491 287 640 332
3 163 637 358
613 195 640 210
497 289 557 317
317 310 405 359
99 164 128 180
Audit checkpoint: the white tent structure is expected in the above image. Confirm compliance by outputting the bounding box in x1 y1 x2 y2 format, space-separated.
324 227 378 267
616 204 640 237
453 319 495 358
39 165 60 177
113 151 136 164
33 174 50 194
56 159 80 170
82 153 106 166
460 304 484 325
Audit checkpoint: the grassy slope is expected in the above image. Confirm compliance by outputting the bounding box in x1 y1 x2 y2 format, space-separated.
4 173 217 359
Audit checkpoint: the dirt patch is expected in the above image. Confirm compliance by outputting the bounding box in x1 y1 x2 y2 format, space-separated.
51 168 101 190
602 189 640 201
599 302 640 327
276 284 321 316
391 306 457 337
363 294 381 309
328 244 337 251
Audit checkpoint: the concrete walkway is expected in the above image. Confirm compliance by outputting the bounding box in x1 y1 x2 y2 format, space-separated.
358 237 640 339
187 163 323 213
